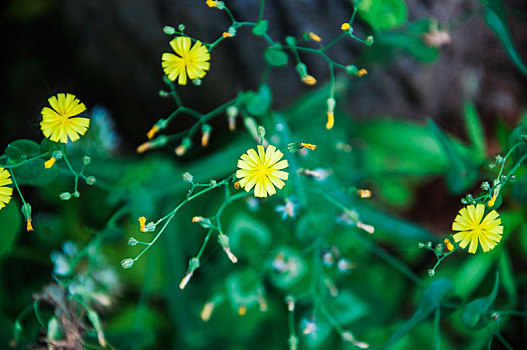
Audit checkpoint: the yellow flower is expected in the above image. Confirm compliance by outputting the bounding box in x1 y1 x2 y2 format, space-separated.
0 168 13 211
162 36 211 85
341 23 350 31
452 204 503 254
41 93 89 143
236 145 289 198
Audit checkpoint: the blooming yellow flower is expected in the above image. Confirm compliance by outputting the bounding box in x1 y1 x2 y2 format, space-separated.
162 36 210 85
236 145 289 198
452 204 503 254
41 93 89 143
0 168 13 211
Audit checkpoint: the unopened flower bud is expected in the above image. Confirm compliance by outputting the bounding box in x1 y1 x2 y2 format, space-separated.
182 172 194 183
163 26 176 35
308 32 322 42
177 24 185 32
366 35 374 46
60 192 72 201
82 155 91 165
85 176 96 185
128 237 138 246
121 258 134 269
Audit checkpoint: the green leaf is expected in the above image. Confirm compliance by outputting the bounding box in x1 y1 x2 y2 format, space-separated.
387 279 454 348
243 83 272 117
461 272 499 329
463 101 486 158
5 139 57 186
427 119 477 193
264 47 288 67
480 0 527 76
228 214 271 257
0 200 22 258
252 20 268 36
507 122 527 165
358 0 408 31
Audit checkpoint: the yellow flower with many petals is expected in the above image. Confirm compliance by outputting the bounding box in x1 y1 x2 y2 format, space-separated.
41 93 89 143
452 204 503 254
236 145 288 198
0 168 13 211
162 36 211 85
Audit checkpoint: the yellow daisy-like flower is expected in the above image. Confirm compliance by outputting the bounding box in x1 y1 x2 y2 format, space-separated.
452 204 503 254
0 168 13 211
236 145 289 198
41 93 89 143
161 36 211 85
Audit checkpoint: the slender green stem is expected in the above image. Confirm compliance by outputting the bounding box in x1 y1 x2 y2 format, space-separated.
0 152 50 169
8 169 26 204
434 308 441 350
257 0 265 21
321 32 347 52
223 6 236 23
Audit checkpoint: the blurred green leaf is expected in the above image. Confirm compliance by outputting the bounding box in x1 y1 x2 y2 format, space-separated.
461 272 499 329
5 139 57 186
498 252 516 305
328 290 369 324
507 122 527 165
387 279 454 348
358 0 408 31
226 269 262 308
0 201 22 258
463 101 486 158
243 84 272 117
252 20 268 36
427 119 477 193
264 47 288 67
479 0 527 76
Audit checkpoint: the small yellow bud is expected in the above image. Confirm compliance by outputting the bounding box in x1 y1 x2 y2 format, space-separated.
201 301 215 321
138 216 147 232
147 125 159 140
179 272 193 289
488 193 498 207
44 157 56 169
300 143 316 151
201 130 211 147
224 248 238 263
326 112 334 130
175 144 187 156
205 0 217 8
357 189 371 198
234 181 240 189
136 142 152 153
302 75 317 86
222 32 232 38
238 305 247 316
26 219 33 232
308 32 322 42
444 238 454 252
341 23 351 31
357 68 368 77
192 216 203 223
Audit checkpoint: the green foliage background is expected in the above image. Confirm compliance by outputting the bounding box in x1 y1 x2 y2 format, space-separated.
1 0 527 349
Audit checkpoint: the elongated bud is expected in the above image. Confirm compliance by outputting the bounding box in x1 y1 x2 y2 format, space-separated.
44 157 56 169
201 124 212 146
244 117 260 142
180 257 200 289
218 234 238 263
300 142 316 150
175 138 191 156
137 135 168 153
356 221 374 234
179 272 193 289
26 219 33 232
302 75 317 86
308 32 322 42
295 63 308 79
201 301 215 321
285 295 295 311
357 68 368 77
226 106 238 131
326 97 336 130
342 331 369 348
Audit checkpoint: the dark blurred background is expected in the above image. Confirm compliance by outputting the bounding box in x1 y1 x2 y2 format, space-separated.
1 0 526 153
